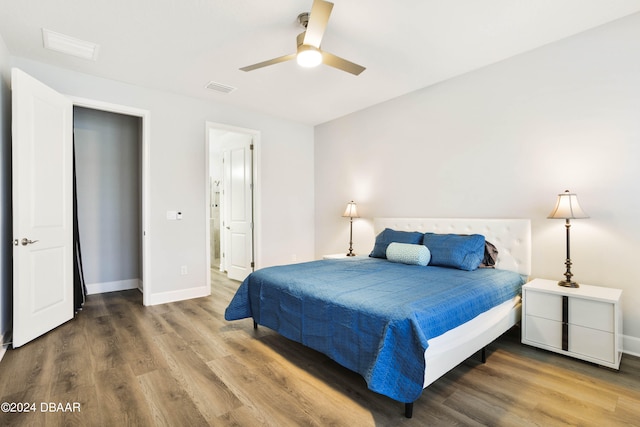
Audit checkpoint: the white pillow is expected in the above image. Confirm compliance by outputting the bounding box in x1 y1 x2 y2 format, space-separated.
386 242 431 266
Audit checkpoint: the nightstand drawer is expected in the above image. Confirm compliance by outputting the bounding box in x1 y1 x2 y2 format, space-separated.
569 298 614 333
524 315 562 348
525 292 562 321
569 325 615 363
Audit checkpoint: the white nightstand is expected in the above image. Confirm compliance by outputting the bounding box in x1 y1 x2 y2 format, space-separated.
323 253 357 259
521 278 622 369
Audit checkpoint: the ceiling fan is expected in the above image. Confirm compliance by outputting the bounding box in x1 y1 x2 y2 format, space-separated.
239 0 365 76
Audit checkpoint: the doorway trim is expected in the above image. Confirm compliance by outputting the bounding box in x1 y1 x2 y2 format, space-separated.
205 121 260 285
69 96 152 305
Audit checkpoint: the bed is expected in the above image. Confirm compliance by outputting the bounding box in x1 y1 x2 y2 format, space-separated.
225 218 531 418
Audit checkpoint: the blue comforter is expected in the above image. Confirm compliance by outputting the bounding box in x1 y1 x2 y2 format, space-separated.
224 257 525 403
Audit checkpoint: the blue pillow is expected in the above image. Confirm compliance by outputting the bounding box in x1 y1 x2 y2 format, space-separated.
422 233 485 271
369 228 424 259
386 242 431 266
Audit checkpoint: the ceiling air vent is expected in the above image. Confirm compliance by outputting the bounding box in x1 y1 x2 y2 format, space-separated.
205 81 236 94
42 28 100 61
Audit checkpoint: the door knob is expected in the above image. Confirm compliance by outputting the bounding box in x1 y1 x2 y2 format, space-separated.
21 238 39 246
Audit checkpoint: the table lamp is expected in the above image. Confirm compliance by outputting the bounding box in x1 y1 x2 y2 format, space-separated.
548 190 589 287
342 201 359 256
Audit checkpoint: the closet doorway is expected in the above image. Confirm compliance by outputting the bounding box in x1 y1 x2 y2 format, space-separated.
74 107 142 295
71 97 151 304
206 122 260 285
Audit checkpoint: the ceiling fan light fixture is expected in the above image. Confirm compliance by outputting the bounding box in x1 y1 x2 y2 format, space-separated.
240 0 364 75
296 45 322 68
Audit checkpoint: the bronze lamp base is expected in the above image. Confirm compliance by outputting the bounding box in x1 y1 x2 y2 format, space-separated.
558 280 579 288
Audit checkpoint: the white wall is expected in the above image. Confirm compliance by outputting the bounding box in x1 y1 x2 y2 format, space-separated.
9 56 315 305
0 33 11 353
315 13 640 354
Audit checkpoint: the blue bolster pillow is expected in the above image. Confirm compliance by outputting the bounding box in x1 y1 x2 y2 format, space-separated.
386 242 431 266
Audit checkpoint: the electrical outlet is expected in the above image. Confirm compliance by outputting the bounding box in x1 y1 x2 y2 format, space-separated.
180 265 188 275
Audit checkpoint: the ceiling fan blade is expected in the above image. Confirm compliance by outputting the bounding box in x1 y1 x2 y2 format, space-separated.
303 0 334 48
239 53 296 72
321 51 366 76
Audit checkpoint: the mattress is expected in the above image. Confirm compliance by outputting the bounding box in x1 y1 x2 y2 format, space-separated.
423 295 521 386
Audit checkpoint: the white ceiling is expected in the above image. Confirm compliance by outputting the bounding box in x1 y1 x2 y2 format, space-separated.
1 0 640 126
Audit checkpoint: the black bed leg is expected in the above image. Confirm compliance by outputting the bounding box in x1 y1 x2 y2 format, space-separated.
253 320 258 329
481 347 487 364
404 402 414 418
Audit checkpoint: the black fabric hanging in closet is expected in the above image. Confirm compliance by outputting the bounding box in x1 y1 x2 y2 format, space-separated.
73 137 87 312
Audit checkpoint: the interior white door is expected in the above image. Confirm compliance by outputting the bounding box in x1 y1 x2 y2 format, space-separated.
12 68 73 348
223 136 254 281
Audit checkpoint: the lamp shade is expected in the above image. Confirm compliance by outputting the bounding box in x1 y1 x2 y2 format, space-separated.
342 201 359 218
548 190 589 219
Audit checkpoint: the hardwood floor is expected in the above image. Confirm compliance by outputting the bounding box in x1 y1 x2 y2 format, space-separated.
1 271 639 426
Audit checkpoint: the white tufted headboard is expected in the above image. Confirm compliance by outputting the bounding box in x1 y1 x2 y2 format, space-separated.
374 218 531 276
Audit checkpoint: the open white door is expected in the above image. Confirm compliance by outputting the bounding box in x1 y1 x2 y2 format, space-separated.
12 68 73 348
223 137 254 282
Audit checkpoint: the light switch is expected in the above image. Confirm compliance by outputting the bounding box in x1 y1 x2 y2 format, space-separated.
176 212 183 220
166 210 177 220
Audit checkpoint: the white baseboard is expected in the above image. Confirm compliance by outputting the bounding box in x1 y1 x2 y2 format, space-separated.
143 285 210 306
623 334 640 358
86 278 140 295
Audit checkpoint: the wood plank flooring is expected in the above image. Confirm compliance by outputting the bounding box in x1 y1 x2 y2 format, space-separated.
1 271 639 426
